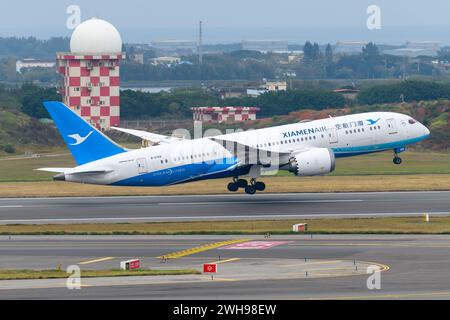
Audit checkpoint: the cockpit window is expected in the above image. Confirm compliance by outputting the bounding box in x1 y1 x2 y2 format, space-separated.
409 119 416 124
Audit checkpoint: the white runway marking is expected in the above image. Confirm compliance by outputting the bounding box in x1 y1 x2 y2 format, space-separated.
157 200 363 206
0 206 23 208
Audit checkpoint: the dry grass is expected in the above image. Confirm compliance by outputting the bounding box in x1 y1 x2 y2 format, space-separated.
1 174 450 198
0 216 449 235
0 269 200 280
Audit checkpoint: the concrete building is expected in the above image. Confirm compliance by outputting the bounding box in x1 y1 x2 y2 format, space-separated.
191 107 260 123
264 81 287 91
241 40 288 52
56 18 125 130
151 40 198 55
16 59 56 73
247 80 287 97
129 53 144 64
334 41 368 54
150 56 181 66
383 41 441 58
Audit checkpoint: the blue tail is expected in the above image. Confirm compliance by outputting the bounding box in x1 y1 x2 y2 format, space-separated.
43 101 126 165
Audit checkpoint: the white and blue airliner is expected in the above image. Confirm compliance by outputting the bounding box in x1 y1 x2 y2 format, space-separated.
38 101 430 195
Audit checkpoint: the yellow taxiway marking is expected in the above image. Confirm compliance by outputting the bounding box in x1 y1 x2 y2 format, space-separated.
157 239 250 260
78 257 115 265
359 260 390 272
210 258 241 265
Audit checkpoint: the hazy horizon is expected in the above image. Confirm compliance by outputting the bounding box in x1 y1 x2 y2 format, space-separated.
1 1 450 45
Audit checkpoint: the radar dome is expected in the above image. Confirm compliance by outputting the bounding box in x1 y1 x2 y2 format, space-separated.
70 18 122 54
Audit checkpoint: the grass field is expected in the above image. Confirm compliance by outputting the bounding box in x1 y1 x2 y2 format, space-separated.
0 150 450 197
0 216 447 235
0 269 200 280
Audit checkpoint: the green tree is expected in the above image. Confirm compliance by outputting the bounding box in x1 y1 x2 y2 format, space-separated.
303 41 314 64
362 42 382 78
19 84 59 119
325 43 334 77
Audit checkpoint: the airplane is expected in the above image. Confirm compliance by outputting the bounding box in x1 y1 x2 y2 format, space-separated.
38 101 430 195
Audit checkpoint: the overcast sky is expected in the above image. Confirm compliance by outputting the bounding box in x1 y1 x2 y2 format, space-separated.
1 0 450 43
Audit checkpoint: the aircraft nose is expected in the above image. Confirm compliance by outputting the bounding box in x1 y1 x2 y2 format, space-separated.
423 124 430 137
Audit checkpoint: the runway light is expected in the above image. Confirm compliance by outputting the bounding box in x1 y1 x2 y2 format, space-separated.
424 213 430 223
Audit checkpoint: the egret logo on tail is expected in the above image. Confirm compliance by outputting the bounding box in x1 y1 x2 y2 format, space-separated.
68 131 94 146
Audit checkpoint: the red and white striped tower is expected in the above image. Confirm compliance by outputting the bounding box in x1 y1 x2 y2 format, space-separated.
190 107 260 123
57 18 125 130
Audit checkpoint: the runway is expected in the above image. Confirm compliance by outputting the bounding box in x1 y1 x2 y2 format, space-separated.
1 234 450 299
0 191 450 224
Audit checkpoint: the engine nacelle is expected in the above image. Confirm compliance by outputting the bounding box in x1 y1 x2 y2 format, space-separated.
286 148 336 176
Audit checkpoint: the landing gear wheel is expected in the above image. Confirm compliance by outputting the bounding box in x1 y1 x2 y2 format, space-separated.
237 179 248 188
393 157 402 165
227 182 239 192
245 185 256 195
254 181 266 192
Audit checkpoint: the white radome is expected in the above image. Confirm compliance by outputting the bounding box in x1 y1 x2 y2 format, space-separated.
70 18 122 54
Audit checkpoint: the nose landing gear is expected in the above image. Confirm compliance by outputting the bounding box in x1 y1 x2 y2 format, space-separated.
393 147 405 165
227 177 266 194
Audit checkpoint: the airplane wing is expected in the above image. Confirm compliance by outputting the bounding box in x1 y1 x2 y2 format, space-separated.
209 137 292 167
111 127 184 144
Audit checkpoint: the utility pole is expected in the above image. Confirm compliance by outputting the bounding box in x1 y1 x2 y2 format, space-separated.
198 21 203 66
198 20 203 83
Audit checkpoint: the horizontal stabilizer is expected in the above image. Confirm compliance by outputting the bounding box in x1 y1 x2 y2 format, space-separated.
36 168 71 173
37 168 112 175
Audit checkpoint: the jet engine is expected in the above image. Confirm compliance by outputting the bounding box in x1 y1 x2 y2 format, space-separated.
286 148 336 176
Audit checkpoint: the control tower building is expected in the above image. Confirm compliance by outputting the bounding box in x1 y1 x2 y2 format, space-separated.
57 18 125 130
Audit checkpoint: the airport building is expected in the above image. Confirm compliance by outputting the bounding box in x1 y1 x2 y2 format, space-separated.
151 40 198 55
56 18 125 130
241 40 288 52
16 59 56 74
334 41 368 54
191 106 260 123
383 41 441 58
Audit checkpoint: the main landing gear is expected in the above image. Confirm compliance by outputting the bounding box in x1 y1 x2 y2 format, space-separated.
393 156 402 165
227 177 266 195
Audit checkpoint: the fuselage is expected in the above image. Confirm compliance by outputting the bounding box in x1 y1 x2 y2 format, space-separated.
63 111 430 186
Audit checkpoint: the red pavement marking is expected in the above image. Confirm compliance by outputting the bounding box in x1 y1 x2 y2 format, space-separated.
220 241 292 250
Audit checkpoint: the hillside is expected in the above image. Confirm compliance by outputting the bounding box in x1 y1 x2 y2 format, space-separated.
1 95 450 154
207 100 450 151
0 108 61 155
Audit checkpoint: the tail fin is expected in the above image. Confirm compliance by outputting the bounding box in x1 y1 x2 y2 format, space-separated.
43 101 126 165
